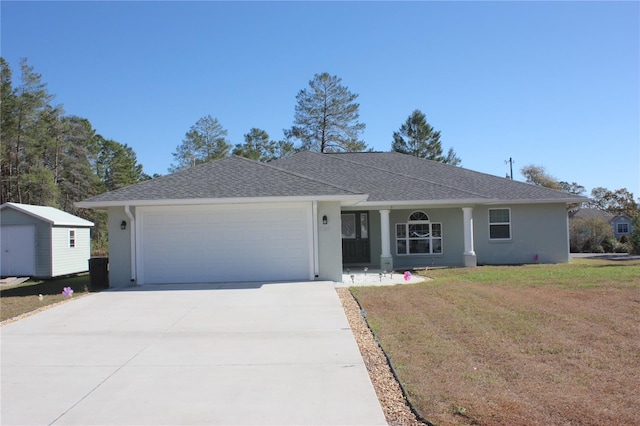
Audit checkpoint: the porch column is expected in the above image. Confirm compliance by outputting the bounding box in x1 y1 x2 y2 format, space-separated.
379 209 393 270
462 207 477 267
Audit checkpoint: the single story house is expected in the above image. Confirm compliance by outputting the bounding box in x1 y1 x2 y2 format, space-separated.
76 151 585 287
611 214 634 239
568 208 634 239
0 202 94 278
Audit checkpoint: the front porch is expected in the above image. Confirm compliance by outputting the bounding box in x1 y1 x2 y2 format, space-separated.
340 206 478 271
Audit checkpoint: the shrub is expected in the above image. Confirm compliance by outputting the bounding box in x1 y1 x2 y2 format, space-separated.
630 215 640 255
570 217 614 253
614 242 632 253
602 237 618 253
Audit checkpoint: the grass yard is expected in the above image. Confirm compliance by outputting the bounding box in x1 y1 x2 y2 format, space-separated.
0 275 90 322
351 259 640 426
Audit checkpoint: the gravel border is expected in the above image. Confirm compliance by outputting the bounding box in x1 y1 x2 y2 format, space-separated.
337 287 428 426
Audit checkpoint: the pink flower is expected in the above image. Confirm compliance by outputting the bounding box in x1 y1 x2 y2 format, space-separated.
404 271 412 281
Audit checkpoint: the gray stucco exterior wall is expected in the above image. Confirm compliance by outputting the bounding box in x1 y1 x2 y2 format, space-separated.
316 201 343 282
107 206 133 288
344 204 571 270
389 208 467 269
474 203 570 264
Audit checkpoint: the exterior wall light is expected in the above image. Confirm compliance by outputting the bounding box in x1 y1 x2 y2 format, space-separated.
121 220 127 230
322 215 328 225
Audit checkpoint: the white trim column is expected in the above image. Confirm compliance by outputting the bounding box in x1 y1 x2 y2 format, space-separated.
462 207 477 267
379 209 393 271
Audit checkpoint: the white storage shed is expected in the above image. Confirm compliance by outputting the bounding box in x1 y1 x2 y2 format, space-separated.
0 203 94 278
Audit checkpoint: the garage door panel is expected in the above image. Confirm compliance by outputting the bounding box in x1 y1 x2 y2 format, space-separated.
139 204 312 284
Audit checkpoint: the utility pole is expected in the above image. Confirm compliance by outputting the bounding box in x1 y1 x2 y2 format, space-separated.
505 157 514 180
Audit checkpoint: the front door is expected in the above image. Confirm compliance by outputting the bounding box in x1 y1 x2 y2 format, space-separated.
341 211 370 264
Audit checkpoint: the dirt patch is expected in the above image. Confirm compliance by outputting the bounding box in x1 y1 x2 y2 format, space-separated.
0 275 91 323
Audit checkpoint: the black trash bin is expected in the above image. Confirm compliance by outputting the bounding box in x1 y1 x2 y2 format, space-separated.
88 257 109 292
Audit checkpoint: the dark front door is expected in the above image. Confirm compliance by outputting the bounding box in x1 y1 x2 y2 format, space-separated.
342 211 370 264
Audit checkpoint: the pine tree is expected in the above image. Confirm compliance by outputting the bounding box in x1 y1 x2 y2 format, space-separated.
1 58 53 203
169 115 230 172
285 73 366 153
392 109 460 165
232 128 275 162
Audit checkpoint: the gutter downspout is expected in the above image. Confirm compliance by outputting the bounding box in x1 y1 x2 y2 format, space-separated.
312 201 319 279
124 205 136 283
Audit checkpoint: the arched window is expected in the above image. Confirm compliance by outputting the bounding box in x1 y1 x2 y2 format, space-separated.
396 211 443 255
409 211 429 221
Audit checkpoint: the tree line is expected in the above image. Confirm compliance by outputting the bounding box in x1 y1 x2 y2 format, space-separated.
3 59 637 253
0 62 459 252
1 58 150 251
169 72 461 171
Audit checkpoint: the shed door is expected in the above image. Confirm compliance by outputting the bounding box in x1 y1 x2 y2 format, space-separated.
1 225 36 276
137 203 313 284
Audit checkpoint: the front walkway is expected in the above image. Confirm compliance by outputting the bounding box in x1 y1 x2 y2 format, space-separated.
0 282 386 425
336 268 426 287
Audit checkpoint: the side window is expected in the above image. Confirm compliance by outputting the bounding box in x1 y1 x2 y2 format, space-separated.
69 229 76 248
489 208 511 240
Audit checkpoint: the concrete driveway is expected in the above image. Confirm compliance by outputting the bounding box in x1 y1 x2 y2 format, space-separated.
1 282 386 425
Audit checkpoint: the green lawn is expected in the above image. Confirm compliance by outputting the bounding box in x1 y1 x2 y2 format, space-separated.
1 275 90 322
351 259 640 426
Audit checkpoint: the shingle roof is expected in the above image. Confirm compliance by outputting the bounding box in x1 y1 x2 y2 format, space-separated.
79 155 362 205
78 151 586 207
271 151 586 203
568 208 615 221
1 203 94 226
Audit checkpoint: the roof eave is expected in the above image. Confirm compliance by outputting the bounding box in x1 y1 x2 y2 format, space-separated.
75 194 369 209
355 197 587 208
484 197 588 205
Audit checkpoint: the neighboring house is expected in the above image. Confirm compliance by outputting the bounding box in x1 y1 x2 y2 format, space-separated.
611 215 634 239
0 203 94 278
569 208 634 239
76 151 585 287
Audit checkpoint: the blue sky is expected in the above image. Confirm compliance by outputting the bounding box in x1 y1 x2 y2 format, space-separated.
2 1 639 198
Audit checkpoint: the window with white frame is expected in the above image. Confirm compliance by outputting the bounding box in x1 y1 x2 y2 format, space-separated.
489 208 511 240
396 211 443 255
617 223 629 234
69 229 76 248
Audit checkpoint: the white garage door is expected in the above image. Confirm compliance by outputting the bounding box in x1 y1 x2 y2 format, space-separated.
137 203 313 284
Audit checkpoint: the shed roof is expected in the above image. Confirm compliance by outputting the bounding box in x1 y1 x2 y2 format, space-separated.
1 203 94 227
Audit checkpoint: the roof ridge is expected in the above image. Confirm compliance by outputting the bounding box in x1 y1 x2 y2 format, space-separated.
264 153 365 196
324 152 490 199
